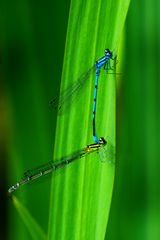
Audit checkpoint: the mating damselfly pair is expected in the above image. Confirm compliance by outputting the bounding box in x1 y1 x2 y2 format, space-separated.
8 49 116 193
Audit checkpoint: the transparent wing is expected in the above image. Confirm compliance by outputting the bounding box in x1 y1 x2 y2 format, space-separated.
98 138 115 163
50 66 95 115
49 56 122 115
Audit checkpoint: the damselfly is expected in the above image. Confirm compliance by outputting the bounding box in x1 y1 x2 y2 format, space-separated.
50 49 117 143
8 137 107 194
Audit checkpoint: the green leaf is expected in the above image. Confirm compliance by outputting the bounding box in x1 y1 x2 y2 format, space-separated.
12 196 46 240
48 0 130 239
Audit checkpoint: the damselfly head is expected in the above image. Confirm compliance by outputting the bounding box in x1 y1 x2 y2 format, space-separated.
104 49 112 58
99 137 107 146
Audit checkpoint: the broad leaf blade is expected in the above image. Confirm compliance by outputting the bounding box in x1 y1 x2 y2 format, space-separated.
48 0 130 239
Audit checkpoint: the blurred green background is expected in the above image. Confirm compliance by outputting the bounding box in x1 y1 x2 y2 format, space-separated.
1 0 70 239
106 1 160 240
0 0 160 239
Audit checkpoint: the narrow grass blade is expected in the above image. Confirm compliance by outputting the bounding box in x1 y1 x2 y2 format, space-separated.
11 196 46 240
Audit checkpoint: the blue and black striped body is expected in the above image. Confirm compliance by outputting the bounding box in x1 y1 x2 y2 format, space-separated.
93 49 113 143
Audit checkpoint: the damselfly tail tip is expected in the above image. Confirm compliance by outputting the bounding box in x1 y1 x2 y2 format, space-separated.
7 191 13 200
8 183 19 194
